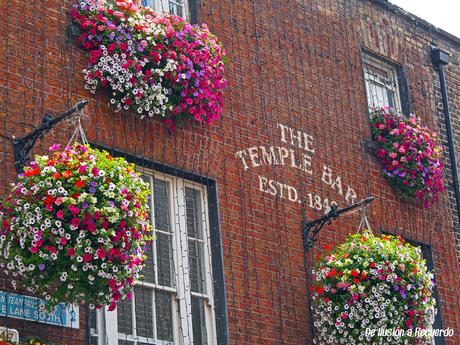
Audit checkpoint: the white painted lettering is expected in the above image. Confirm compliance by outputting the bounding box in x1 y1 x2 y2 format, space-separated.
303 133 315 153
277 123 289 143
278 147 290 166
258 175 268 193
345 186 357 204
301 153 313 174
268 179 278 196
331 176 343 195
321 165 332 185
247 147 261 168
235 150 250 171
260 146 279 166
287 185 298 202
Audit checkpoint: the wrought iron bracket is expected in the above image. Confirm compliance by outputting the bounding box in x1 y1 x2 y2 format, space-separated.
12 100 89 173
302 196 375 251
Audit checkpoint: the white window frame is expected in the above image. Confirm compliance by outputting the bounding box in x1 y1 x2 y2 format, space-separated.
89 170 217 345
141 0 190 20
362 54 402 113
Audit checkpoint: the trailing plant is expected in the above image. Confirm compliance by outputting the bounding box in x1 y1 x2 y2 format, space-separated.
0 143 152 310
72 0 227 130
369 107 444 206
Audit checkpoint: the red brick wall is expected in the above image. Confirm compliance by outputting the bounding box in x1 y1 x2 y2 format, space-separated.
0 0 459 344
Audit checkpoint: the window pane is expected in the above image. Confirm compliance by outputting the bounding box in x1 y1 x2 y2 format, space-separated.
169 1 183 17
188 239 206 294
135 288 154 338
185 188 203 239
367 82 387 109
363 55 402 112
155 290 174 341
88 308 97 332
88 337 98 345
191 297 208 345
388 89 396 109
117 298 133 335
157 232 175 287
154 179 171 232
141 0 155 8
118 341 136 345
142 243 156 284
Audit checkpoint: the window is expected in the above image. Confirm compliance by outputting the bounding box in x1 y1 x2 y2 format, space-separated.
141 0 187 19
380 232 445 345
416 242 445 345
89 172 217 345
362 51 410 115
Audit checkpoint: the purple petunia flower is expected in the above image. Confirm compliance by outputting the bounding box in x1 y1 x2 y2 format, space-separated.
38 264 46 271
82 202 89 209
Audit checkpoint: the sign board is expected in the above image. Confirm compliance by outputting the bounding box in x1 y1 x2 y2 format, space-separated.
0 291 79 329
0 326 19 342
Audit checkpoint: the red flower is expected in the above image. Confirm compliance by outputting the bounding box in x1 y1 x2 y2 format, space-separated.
315 286 325 294
44 195 55 205
326 267 337 278
369 262 376 268
97 248 106 259
68 248 76 257
56 209 64 219
350 270 359 277
45 245 57 254
83 253 93 262
62 170 73 178
75 179 85 188
71 217 81 226
24 168 40 176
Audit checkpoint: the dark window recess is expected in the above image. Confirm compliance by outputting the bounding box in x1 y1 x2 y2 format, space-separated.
188 0 198 24
417 243 445 345
381 232 445 345
397 65 412 116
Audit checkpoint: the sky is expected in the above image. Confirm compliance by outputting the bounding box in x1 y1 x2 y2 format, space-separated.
389 0 460 38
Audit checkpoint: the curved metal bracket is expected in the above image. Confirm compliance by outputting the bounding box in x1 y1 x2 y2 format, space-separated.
12 100 89 172
302 196 375 251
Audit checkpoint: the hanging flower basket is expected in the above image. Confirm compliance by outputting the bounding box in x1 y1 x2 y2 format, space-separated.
0 144 152 310
311 231 437 345
71 0 228 130
369 107 445 206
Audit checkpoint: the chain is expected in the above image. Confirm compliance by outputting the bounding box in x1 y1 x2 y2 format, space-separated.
66 108 89 147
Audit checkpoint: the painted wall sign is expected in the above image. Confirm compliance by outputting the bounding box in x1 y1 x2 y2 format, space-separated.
0 291 79 329
235 123 358 210
0 326 19 342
